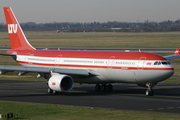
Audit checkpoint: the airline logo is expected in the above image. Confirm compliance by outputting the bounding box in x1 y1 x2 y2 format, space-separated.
147 63 151 65
52 82 56 85
175 51 179 54
174 48 180 55
8 24 17 34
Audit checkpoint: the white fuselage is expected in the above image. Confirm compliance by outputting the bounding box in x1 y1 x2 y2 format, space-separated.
15 50 174 84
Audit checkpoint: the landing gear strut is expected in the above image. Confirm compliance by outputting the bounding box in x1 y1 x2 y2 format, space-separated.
146 83 154 96
95 84 113 92
47 88 53 94
48 88 58 94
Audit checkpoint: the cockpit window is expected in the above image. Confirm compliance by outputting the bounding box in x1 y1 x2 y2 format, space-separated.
154 61 170 65
154 61 158 65
162 62 168 65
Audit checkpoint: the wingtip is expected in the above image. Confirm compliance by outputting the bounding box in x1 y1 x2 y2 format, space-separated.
174 48 180 55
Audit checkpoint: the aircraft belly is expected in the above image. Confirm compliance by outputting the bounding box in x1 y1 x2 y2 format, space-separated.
134 70 174 83
73 75 108 83
98 69 174 84
18 63 174 84
121 70 137 82
97 68 127 82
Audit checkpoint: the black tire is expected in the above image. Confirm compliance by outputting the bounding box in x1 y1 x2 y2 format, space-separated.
53 90 58 94
146 90 150 96
101 84 107 92
146 90 154 96
150 90 154 96
107 84 113 92
95 84 101 91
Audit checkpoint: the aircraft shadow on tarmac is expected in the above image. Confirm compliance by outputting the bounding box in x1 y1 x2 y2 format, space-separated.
1 83 180 98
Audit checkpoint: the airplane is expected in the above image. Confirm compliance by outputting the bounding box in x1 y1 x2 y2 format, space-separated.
1 6 180 96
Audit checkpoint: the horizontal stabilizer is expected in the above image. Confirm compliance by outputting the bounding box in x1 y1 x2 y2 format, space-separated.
0 53 16 56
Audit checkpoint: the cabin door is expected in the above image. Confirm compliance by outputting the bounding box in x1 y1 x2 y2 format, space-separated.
107 56 115 68
137 57 146 70
55 55 62 66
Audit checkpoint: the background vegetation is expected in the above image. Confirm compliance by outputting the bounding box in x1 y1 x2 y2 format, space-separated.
1 19 180 32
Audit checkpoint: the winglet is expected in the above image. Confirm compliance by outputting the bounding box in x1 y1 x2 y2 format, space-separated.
174 48 179 55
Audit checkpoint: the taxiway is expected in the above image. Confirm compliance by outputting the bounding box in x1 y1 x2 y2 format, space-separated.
0 80 180 114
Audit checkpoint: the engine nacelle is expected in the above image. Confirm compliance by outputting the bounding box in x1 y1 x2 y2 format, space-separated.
48 73 74 92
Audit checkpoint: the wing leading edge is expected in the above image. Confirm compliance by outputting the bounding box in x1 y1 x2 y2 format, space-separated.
0 65 90 76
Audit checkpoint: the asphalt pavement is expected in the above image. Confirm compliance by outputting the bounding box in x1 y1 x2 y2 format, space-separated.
0 80 180 114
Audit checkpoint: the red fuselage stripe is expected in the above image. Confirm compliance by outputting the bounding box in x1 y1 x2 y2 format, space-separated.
17 61 174 71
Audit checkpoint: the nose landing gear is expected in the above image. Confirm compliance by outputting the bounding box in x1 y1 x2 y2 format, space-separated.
146 83 156 96
146 89 154 96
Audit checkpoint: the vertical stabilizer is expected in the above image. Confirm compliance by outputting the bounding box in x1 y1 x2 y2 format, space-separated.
3 7 35 50
174 48 180 55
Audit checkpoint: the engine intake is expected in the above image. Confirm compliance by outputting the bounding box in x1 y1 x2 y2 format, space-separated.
48 73 74 92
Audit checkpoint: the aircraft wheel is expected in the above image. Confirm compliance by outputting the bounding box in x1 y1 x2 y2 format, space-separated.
107 84 113 91
48 88 53 94
150 90 154 96
146 90 150 96
53 90 58 94
146 90 154 96
101 84 107 92
95 84 101 91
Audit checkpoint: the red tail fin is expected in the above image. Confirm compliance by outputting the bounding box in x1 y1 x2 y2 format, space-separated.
174 48 180 55
3 7 35 50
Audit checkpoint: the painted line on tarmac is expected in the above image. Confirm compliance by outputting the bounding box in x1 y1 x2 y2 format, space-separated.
148 106 180 111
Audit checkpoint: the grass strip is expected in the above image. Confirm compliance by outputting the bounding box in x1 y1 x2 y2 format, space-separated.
0 101 180 120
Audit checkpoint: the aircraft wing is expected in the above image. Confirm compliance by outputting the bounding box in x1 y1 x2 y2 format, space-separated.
164 48 180 60
0 53 15 56
0 65 90 76
164 55 180 60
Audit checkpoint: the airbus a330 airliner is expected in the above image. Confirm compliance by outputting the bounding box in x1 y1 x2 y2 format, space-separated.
1 7 180 96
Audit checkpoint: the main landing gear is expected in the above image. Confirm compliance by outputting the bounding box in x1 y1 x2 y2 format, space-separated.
48 88 55 94
145 83 154 96
47 88 58 94
95 84 113 92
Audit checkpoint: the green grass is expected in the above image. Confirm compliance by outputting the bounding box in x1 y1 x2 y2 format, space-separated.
29 33 180 48
162 78 180 83
1 31 180 48
0 101 180 120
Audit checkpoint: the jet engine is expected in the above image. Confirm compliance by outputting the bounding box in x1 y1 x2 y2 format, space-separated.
48 73 74 92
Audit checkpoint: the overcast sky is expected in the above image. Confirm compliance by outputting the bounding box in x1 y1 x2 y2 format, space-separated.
0 0 180 23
